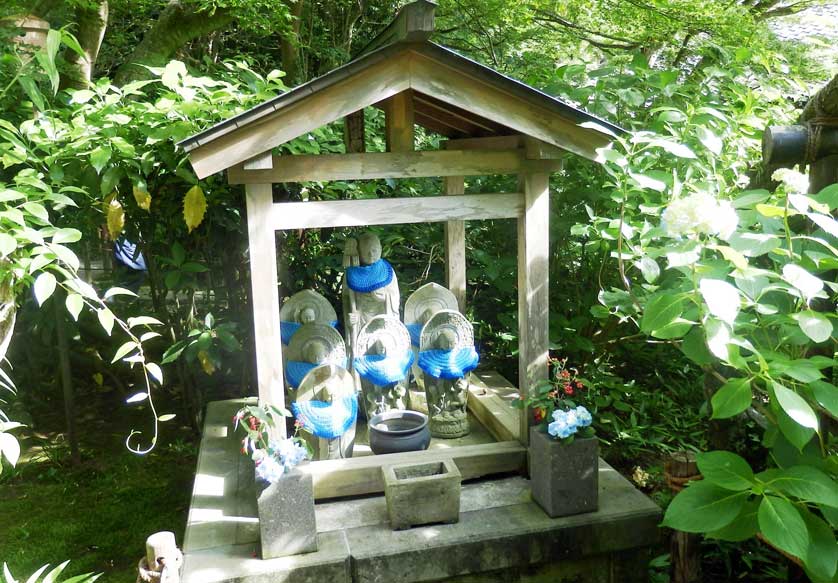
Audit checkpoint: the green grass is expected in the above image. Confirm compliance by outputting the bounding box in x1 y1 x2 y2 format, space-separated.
0 430 196 582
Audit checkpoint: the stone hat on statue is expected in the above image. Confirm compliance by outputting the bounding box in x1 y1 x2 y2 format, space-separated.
420 309 474 351
353 315 414 385
287 323 346 365
280 289 337 325
404 282 458 346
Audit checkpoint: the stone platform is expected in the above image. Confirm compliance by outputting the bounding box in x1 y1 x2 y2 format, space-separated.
181 399 661 583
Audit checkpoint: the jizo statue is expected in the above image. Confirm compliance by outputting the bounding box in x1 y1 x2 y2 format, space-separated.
342 232 400 368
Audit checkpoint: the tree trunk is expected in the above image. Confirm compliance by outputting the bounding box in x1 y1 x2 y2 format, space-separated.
666 451 702 583
280 0 304 85
54 292 81 466
62 0 109 89
800 73 838 122
113 0 234 85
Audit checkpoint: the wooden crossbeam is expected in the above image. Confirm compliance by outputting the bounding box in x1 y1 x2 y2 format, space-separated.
227 149 562 184
300 440 527 499
266 192 520 231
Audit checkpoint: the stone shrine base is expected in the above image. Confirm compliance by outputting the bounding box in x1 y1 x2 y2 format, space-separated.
182 400 661 583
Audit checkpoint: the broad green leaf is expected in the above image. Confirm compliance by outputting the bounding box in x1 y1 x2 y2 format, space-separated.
652 138 696 159
696 126 722 155
811 381 838 418
33 272 56 306
106 198 124 240
630 172 666 192
22 202 49 222
126 392 148 403
104 287 137 300
711 377 752 419
758 495 808 560
661 481 748 532
97 308 114 336
776 404 816 451
640 293 683 334
158 414 176 422
705 318 731 360
183 185 206 233
714 245 748 270
133 185 151 211
697 451 754 491
111 341 138 364
89 146 112 174
52 228 81 245
760 466 838 508
146 363 163 384
69 89 96 104
65 293 83 321
162 60 187 90
782 264 823 301
794 310 833 343
773 382 819 433
0 233 15 257
707 498 759 542
0 432 20 467
651 318 693 339
681 327 714 365
799 508 838 582
699 279 740 325
636 256 659 283
727 233 780 257
128 316 163 327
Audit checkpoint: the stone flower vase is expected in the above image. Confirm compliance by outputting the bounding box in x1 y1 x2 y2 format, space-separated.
256 467 317 559
529 427 598 518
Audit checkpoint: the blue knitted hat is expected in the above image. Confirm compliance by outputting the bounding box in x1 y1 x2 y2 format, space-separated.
418 347 479 380
346 259 394 293
292 393 358 439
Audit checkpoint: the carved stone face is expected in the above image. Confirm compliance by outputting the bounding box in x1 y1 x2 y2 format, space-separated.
437 329 456 351
370 339 388 356
358 233 382 265
299 307 316 324
304 340 328 364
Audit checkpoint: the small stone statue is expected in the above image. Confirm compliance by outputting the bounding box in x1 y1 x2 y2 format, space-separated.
136 531 182 583
353 315 413 417
285 323 347 391
294 364 357 460
280 289 338 345
342 233 400 369
419 310 479 438
404 283 459 410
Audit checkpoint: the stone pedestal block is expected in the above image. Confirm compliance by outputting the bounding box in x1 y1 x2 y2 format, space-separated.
529 428 598 518
256 468 317 559
383 458 461 530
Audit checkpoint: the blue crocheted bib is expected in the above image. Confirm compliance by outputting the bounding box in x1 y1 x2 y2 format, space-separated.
354 351 414 385
418 347 480 380
292 394 358 440
405 323 423 347
346 259 394 293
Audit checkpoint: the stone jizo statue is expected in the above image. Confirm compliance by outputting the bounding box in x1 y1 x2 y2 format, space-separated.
280 289 338 345
419 310 479 438
285 323 346 391
353 315 413 416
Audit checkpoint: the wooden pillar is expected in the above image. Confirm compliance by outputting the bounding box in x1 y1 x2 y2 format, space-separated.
517 173 550 445
810 153 838 194
667 451 702 583
244 181 286 435
344 109 366 154
444 175 466 311
384 90 415 152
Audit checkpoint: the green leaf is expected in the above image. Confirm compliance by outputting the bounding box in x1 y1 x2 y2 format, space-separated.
795 311 833 343
126 392 148 404
773 382 819 433
699 279 740 325
783 264 823 301
145 363 163 384
636 256 660 283
681 327 714 365
0 432 20 467
630 172 666 192
640 293 684 334
97 308 114 336
22 202 49 222
111 341 138 364
707 498 759 541
162 60 187 90
697 126 723 155
661 481 748 532
158 414 176 422
18 76 45 110
697 451 754 490
776 404 816 451
711 377 752 419
760 466 838 508
0 233 15 257
650 318 693 340
652 138 696 159
758 495 808 561
65 293 83 321
104 287 137 300
811 381 838 418
798 507 838 582
52 228 82 245
128 316 163 328
89 147 112 175
33 272 57 306
727 233 780 257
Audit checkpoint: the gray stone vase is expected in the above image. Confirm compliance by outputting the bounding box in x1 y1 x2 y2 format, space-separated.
256 467 317 559
529 427 598 518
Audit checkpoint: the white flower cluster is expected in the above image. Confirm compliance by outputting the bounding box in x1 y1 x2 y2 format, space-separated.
661 192 738 240
771 168 809 195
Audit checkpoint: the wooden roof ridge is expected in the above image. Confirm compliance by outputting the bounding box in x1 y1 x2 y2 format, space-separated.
177 2 626 178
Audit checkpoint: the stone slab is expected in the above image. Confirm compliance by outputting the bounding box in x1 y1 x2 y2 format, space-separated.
183 397 662 583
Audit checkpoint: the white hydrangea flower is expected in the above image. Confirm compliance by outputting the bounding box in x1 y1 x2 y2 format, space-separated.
771 168 809 195
662 192 738 241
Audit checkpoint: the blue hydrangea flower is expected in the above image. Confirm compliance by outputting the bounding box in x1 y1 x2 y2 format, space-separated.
575 406 593 427
255 455 285 483
275 438 309 470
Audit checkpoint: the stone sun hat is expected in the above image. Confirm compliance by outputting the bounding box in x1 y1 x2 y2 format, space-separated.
420 309 474 351
404 283 458 346
286 323 346 364
280 289 338 324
